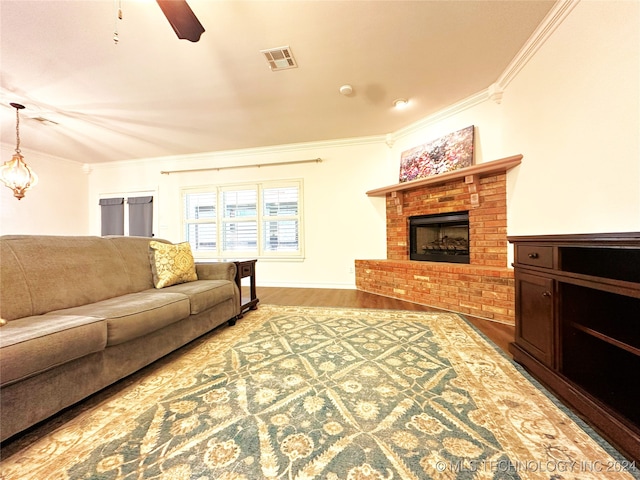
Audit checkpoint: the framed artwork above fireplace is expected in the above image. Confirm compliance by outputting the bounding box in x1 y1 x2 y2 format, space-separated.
399 125 474 183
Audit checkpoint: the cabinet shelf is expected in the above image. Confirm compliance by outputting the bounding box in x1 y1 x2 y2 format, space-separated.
562 327 640 427
559 282 640 355
569 322 640 356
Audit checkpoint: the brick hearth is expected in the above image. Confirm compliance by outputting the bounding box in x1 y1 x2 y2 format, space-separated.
356 170 515 324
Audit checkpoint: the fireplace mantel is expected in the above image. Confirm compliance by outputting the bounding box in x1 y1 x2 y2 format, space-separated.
366 154 522 197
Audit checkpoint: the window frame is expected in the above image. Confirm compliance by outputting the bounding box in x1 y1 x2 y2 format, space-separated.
181 179 304 260
183 191 218 253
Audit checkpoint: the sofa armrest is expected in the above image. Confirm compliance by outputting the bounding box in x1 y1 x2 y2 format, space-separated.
195 262 237 282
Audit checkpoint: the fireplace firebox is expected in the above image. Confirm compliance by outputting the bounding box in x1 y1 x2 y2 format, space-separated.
409 211 470 263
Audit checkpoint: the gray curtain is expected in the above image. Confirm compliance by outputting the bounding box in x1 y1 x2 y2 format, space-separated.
128 196 153 237
99 198 124 236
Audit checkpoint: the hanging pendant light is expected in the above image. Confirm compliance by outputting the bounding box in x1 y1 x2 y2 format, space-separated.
1 103 38 200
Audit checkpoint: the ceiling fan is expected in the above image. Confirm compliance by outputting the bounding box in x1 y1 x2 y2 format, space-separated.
156 0 205 42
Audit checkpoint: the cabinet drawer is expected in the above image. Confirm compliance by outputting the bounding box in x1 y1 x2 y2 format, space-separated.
516 245 553 268
239 263 253 277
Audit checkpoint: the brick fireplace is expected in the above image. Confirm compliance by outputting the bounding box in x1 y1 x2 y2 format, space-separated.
355 156 520 324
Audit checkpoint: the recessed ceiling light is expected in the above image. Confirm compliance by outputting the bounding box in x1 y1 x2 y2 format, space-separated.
393 98 409 109
339 84 353 96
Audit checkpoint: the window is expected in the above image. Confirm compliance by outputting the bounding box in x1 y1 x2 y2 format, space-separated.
263 186 299 252
184 192 216 251
182 180 303 258
221 188 257 252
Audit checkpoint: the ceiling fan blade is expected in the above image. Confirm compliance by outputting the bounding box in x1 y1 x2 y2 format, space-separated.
156 0 205 42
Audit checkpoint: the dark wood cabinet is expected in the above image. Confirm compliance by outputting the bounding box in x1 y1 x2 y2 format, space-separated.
514 271 555 368
508 233 640 462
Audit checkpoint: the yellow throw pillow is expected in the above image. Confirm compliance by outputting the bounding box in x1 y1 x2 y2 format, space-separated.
149 241 198 288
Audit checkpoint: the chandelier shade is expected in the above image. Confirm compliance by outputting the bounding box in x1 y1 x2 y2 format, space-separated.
0 152 38 200
1 103 38 200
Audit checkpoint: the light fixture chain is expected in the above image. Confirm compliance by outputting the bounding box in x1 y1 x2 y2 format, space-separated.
15 105 20 153
113 0 122 44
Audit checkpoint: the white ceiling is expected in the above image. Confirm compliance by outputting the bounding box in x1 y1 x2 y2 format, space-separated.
0 0 556 164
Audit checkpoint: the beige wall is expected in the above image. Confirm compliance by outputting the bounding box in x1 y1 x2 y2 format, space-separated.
87 140 391 288
0 145 89 236
2 0 638 286
502 0 640 235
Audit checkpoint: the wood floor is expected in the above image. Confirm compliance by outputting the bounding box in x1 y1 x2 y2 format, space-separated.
255 287 515 357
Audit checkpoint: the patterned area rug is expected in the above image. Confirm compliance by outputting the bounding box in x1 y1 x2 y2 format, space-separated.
1 305 637 479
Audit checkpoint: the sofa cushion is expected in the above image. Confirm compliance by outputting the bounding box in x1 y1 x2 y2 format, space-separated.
160 280 237 315
0 235 134 320
149 241 198 288
48 291 191 346
106 236 161 292
0 315 107 387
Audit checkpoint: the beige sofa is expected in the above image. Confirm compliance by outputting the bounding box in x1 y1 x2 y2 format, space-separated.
0 235 240 442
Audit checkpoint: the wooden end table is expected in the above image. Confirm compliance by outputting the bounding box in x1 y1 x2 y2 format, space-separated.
233 259 259 318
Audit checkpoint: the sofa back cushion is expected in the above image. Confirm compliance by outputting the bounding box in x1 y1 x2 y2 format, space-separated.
0 235 162 321
106 236 165 291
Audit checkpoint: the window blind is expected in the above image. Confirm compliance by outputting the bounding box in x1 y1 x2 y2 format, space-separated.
128 196 153 237
99 197 124 236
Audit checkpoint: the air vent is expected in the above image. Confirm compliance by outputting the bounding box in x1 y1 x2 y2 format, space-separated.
30 115 59 125
260 46 297 71
25 112 59 125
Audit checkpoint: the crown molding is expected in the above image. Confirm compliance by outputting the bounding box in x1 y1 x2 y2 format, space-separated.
89 135 388 170
386 0 579 146
496 0 579 90
387 90 490 145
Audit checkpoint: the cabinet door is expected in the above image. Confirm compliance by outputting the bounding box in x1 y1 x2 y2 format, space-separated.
515 271 555 367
